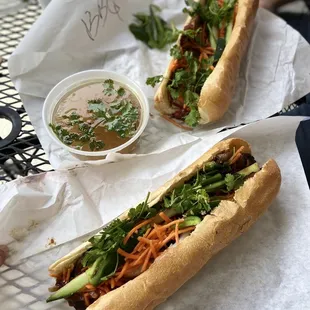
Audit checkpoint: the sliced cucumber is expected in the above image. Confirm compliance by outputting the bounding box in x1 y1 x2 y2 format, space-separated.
46 272 89 302
237 163 260 177
46 254 117 302
86 257 105 286
179 216 202 229
207 25 218 49
225 20 233 43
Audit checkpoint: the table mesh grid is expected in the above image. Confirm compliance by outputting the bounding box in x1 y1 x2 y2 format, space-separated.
0 1 53 185
0 249 73 310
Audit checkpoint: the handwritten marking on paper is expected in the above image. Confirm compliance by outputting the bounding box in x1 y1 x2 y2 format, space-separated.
81 0 123 41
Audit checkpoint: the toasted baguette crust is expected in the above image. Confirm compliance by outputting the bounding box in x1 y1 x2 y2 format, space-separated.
48 138 281 310
154 0 258 124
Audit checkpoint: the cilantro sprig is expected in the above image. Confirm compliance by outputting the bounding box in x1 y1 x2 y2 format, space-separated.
129 4 179 50
183 0 236 27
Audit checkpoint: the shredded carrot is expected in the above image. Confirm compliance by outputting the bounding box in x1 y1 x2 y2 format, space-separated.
84 293 90 307
115 261 129 282
148 224 164 241
133 228 152 252
178 226 196 234
123 218 153 245
158 219 184 231
160 231 175 248
141 249 152 272
144 227 152 238
138 236 154 245
169 59 179 72
230 152 242 165
110 277 115 289
117 248 140 260
159 212 172 223
132 248 149 266
136 243 146 253
149 240 157 258
175 223 179 244
229 146 245 164
161 114 193 131
85 284 96 290
209 65 215 71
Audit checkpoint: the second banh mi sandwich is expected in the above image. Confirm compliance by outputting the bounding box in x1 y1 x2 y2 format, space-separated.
146 0 258 129
46 138 281 310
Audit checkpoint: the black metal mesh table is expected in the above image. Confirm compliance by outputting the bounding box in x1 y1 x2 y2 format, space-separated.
0 1 52 184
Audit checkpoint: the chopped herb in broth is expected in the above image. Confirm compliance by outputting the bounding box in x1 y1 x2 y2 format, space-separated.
50 79 140 152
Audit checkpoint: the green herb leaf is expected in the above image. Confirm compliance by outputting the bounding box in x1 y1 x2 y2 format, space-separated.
103 79 115 96
129 4 178 50
184 0 237 27
168 85 180 100
184 90 199 106
104 99 139 138
184 105 200 127
117 87 125 97
89 140 105 151
127 193 157 222
146 75 163 87
225 173 244 191
49 124 79 146
170 44 182 59
88 99 102 105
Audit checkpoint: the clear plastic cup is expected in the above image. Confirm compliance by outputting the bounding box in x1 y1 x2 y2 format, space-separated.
42 70 149 161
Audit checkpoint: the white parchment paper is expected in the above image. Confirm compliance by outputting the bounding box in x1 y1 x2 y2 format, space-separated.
8 0 310 169
0 116 309 309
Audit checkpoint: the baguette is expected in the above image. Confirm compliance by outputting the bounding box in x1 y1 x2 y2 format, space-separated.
48 138 281 309
154 0 258 125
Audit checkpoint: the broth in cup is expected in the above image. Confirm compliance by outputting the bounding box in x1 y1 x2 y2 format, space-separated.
50 79 141 152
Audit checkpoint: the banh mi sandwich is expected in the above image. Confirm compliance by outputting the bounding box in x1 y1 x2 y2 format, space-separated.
47 138 281 310
146 0 258 128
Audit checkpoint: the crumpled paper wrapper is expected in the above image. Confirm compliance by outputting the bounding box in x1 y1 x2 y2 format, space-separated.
8 0 310 168
0 116 309 310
